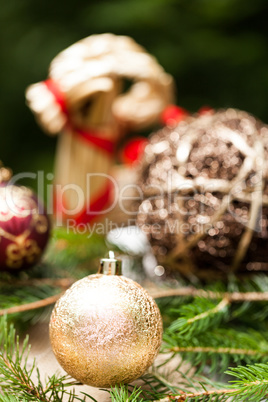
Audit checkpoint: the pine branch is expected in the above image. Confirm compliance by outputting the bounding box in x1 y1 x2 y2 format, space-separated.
0 316 98 401
226 363 268 401
163 327 268 373
0 278 75 289
166 297 230 338
141 371 181 401
159 277 268 375
141 370 233 402
109 385 144 401
0 227 110 324
2 310 268 402
167 346 263 356
152 288 268 302
145 364 268 401
44 227 108 277
2 227 268 327
0 292 64 316
0 284 62 327
3 228 268 401
152 274 268 302
0 395 28 402
155 388 234 401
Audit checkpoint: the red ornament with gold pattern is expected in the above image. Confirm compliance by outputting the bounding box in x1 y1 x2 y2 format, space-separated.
0 166 51 272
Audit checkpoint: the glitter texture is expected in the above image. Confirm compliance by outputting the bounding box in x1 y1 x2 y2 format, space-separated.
0 184 50 271
136 109 268 279
49 274 163 387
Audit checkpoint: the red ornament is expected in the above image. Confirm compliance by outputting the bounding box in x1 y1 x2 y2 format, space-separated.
121 137 148 165
161 105 189 126
198 105 214 115
0 182 51 272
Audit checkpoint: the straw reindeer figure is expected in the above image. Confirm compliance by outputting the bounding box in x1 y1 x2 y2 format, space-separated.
26 34 174 225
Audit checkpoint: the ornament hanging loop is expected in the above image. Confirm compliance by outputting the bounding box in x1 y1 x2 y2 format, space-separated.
98 251 122 275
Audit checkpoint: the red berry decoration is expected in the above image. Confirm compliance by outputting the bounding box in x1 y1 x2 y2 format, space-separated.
161 105 189 126
198 105 214 115
0 167 51 272
121 137 149 165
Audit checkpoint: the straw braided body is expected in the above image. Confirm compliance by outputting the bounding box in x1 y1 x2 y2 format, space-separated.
26 34 174 223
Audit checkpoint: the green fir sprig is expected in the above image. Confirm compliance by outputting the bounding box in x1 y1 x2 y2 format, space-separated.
2 228 268 400
0 316 96 401
0 227 110 326
166 296 230 338
109 385 144 401
226 363 268 401
163 327 268 372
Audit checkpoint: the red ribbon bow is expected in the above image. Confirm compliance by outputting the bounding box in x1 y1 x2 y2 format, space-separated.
44 79 115 155
44 78 115 225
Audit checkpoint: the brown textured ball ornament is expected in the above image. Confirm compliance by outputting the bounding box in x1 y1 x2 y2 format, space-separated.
136 108 268 279
49 254 162 387
0 167 50 272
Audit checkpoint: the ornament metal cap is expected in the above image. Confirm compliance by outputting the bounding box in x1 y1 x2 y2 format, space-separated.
98 251 122 275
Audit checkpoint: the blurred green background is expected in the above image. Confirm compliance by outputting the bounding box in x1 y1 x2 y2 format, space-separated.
0 0 268 193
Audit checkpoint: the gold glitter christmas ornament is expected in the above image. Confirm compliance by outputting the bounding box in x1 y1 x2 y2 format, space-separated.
49 252 162 387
